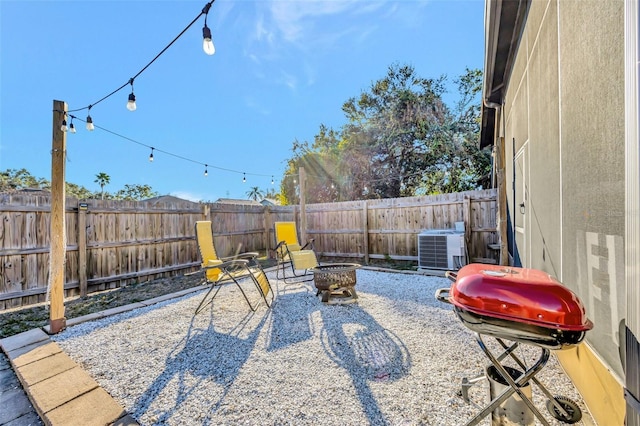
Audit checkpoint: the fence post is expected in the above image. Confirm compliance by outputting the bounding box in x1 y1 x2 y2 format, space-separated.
362 200 369 264
77 200 88 297
299 167 307 244
264 206 272 257
463 196 471 239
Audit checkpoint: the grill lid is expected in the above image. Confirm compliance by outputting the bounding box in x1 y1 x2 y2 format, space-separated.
448 264 593 332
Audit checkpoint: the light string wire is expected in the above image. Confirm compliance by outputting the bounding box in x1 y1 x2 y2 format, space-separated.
49 0 429 188
67 1 215 114
50 0 283 184
61 116 423 186
66 115 277 178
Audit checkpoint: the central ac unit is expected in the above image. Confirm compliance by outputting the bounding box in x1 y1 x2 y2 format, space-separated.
418 230 466 270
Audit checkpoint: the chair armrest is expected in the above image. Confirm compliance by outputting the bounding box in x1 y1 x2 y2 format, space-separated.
220 252 259 261
203 258 250 271
301 238 315 250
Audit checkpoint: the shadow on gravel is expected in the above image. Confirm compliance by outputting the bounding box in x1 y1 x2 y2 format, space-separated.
320 303 411 426
132 307 269 424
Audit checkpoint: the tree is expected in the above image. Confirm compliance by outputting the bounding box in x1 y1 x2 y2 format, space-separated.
246 186 264 201
0 168 48 192
94 172 110 200
65 182 95 199
114 184 158 200
341 63 449 199
281 65 491 202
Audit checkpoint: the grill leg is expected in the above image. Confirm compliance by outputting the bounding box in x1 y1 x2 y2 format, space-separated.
495 338 574 420
464 333 552 426
460 340 520 403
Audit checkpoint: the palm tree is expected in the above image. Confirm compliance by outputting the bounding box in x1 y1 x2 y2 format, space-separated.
94 172 110 200
246 186 264 201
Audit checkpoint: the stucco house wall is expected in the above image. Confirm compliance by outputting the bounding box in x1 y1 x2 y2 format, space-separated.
490 0 626 423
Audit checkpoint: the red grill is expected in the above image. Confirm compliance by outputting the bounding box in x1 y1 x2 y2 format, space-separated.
436 264 594 425
440 263 593 350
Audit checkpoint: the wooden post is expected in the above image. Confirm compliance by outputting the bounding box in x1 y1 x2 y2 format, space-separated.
263 206 272 258
77 200 87 297
463 195 471 243
362 200 369 264
497 136 509 265
299 167 307 244
49 100 67 334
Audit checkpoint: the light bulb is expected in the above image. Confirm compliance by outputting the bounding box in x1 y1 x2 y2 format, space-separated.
242 173 246 183
70 122 76 133
149 149 154 162
86 115 95 131
202 25 215 55
60 119 68 132
127 93 137 111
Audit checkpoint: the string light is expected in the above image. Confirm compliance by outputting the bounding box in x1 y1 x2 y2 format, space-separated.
86 106 95 131
57 112 413 187
202 3 215 55
69 116 77 133
65 117 406 187
70 119 291 186
60 114 68 132
65 1 216 125
126 78 137 111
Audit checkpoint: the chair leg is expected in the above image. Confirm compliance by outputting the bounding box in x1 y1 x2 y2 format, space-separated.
275 256 314 284
195 271 259 314
228 274 258 312
276 258 291 281
283 264 315 283
249 268 274 308
195 284 223 315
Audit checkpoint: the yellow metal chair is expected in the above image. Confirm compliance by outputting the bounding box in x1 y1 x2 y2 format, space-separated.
194 221 273 314
273 221 318 282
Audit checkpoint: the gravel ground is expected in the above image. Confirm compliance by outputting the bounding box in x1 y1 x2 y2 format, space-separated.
52 269 592 426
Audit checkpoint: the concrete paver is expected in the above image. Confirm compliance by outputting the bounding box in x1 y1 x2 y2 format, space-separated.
0 329 49 354
12 342 62 368
1 329 137 426
16 351 77 387
28 366 99 413
43 387 128 426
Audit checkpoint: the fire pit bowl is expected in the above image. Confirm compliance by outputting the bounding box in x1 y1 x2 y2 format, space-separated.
310 263 360 303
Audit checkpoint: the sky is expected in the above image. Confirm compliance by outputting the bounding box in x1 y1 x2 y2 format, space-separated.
0 0 485 202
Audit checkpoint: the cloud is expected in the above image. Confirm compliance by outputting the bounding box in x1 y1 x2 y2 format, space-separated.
241 1 423 91
244 96 271 116
267 0 385 44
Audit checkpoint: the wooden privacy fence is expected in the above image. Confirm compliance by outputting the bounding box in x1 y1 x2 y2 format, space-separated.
300 189 498 263
0 189 497 310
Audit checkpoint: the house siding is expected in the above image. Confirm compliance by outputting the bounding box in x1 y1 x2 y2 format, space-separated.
496 0 626 423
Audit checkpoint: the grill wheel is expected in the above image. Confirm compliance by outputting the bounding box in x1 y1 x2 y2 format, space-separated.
546 395 582 424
